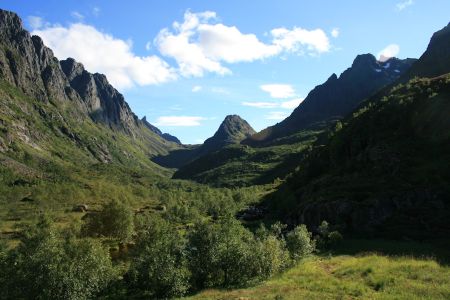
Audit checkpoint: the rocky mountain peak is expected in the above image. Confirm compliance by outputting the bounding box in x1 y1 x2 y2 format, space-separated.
202 115 255 151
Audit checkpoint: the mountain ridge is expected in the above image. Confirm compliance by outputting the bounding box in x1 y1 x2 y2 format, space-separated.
243 54 415 146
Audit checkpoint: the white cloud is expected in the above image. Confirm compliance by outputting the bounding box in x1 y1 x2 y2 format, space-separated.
155 10 332 77
145 41 152 51
396 0 413 11
243 98 303 110
265 111 289 120
377 44 400 62
71 11 84 21
280 98 303 109
154 116 206 126
92 7 100 16
27 16 47 30
331 28 340 38
271 27 330 54
260 84 295 99
192 85 202 92
242 101 279 108
32 23 176 89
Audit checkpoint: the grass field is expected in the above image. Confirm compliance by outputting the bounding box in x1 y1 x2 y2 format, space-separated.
186 239 450 300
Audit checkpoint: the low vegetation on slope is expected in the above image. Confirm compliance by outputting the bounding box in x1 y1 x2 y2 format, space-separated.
188 239 450 300
270 74 450 238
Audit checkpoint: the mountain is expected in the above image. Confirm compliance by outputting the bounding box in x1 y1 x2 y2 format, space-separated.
0 9 180 173
141 116 181 144
267 23 450 238
244 54 416 146
404 22 450 79
202 115 255 152
153 115 255 169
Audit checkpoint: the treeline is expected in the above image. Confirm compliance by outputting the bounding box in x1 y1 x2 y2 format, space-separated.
0 199 341 299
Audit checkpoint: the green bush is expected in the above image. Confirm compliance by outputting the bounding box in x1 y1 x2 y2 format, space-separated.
187 217 257 289
285 224 315 261
316 220 344 249
127 215 190 298
0 216 114 300
82 199 134 242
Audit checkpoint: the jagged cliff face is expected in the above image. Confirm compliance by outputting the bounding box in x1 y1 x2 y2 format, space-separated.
0 9 180 168
244 54 415 145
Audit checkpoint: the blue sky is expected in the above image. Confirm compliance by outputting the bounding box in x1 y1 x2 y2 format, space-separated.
2 0 449 144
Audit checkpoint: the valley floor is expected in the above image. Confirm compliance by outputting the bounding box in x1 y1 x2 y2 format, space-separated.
187 240 450 300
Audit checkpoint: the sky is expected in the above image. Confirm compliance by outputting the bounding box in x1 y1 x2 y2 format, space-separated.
1 1 449 144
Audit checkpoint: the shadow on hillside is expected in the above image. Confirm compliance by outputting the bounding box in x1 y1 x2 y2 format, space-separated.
327 238 450 266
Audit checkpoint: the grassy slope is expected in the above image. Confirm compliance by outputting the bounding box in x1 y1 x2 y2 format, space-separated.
188 240 450 300
173 129 323 187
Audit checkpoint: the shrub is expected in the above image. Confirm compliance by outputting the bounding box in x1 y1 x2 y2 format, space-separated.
82 199 134 242
328 231 344 246
0 216 114 300
316 220 344 249
187 217 256 289
127 215 190 298
285 224 315 261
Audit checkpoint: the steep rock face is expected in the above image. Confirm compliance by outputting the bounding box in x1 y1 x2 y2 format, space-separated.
404 23 450 79
202 115 255 152
60 58 139 134
0 10 81 105
244 54 415 146
0 9 181 164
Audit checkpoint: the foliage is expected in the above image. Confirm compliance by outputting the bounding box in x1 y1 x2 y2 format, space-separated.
82 199 134 242
187 217 257 289
285 224 315 261
0 216 114 300
127 214 190 298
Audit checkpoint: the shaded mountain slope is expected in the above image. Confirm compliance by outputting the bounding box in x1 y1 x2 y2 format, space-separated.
269 74 450 238
153 115 255 169
244 55 415 146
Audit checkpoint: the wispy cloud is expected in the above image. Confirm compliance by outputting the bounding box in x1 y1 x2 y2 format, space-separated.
154 116 207 126
377 44 400 61
242 101 279 108
331 28 339 38
92 7 100 17
260 84 295 99
280 98 303 109
396 0 414 11
71 11 84 21
265 111 289 120
27 16 48 30
192 85 202 92
243 98 303 109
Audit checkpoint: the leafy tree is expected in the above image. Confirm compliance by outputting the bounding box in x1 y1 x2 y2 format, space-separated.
83 199 134 242
0 216 114 300
127 214 190 298
187 217 256 289
285 224 315 261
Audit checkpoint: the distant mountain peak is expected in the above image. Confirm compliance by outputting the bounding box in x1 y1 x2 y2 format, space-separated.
141 116 181 144
202 114 255 152
244 53 415 145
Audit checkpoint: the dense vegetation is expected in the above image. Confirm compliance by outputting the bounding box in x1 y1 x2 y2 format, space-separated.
269 74 450 239
0 203 320 299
